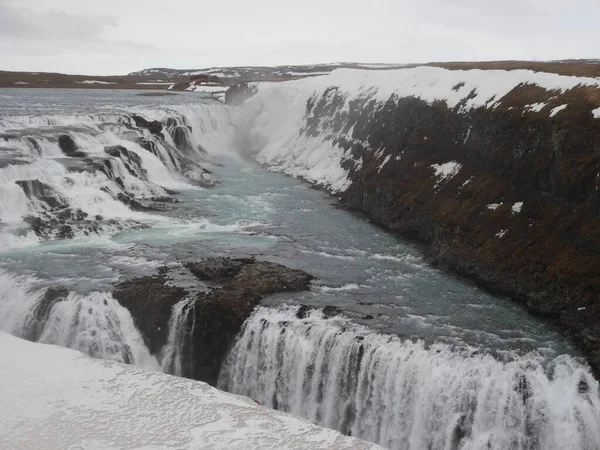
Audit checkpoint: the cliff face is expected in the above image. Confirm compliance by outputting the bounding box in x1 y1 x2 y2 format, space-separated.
242 67 600 372
113 258 313 385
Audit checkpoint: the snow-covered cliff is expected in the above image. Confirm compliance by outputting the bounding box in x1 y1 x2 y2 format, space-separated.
236 66 600 374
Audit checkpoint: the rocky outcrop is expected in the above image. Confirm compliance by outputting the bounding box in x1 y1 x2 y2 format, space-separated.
113 257 313 385
225 83 257 106
58 134 86 157
16 180 67 209
113 268 189 355
302 85 600 372
131 115 163 136
104 145 148 180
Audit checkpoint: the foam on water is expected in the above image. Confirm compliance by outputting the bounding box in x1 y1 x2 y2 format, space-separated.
0 269 157 369
220 306 600 450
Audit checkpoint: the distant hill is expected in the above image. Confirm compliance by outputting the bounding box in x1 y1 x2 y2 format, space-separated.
1 60 599 95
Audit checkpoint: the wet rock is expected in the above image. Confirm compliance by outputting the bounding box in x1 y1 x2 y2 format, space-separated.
132 115 163 136
113 274 189 355
169 126 194 153
322 305 342 318
296 305 312 319
184 257 253 281
23 287 70 342
114 258 314 385
116 192 165 212
15 180 68 209
58 134 86 157
104 145 147 180
225 82 257 106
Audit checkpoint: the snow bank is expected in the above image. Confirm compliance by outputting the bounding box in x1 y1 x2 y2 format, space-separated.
0 333 378 450
75 80 116 85
238 66 600 193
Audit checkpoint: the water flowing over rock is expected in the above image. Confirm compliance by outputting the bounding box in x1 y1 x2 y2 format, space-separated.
238 67 600 374
113 258 313 385
220 306 600 450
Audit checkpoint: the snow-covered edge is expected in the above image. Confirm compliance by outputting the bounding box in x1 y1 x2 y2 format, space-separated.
0 332 380 450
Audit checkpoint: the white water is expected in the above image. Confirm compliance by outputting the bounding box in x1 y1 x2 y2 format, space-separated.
220 307 600 450
0 269 158 369
161 297 196 376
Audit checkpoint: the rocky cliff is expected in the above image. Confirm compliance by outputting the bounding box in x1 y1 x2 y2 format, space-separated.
113 258 313 385
241 67 600 373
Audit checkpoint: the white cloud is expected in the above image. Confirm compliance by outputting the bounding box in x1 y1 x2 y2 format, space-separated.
1 0 599 74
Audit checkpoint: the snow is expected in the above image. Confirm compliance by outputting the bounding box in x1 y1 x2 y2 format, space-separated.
186 84 227 93
75 80 116 85
487 203 503 211
525 103 546 112
14 81 29 85
496 229 508 238
237 66 600 194
0 332 379 450
431 161 462 187
261 66 600 112
512 202 523 214
593 107 600 119
549 104 568 117
135 82 174 85
378 154 391 172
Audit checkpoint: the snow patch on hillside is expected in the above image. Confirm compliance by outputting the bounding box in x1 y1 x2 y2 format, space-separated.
512 202 523 214
0 332 379 450
75 80 115 85
550 104 568 117
431 161 462 186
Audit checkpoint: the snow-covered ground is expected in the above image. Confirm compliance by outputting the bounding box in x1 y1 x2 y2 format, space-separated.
0 332 380 450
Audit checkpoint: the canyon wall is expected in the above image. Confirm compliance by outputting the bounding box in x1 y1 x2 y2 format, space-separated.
239 67 600 371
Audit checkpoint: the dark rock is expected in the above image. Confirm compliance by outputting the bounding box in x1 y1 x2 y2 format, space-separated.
225 82 257 106
296 305 312 319
322 305 341 318
23 287 69 342
184 257 253 282
132 115 163 136
15 180 67 209
104 145 147 180
57 134 86 157
116 192 163 212
113 275 189 355
114 258 314 385
169 126 194 153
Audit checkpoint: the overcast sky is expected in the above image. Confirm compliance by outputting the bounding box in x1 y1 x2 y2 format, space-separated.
1 0 598 75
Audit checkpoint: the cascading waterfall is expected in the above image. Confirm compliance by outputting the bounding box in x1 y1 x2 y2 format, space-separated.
161 298 196 376
0 269 158 369
219 306 600 450
0 98 233 367
0 101 234 247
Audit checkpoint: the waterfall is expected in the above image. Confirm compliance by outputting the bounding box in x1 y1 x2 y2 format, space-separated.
161 298 196 376
0 102 233 247
0 269 158 370
219 306 600 450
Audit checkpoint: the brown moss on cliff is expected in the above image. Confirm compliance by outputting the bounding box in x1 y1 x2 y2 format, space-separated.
311 89 600 372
